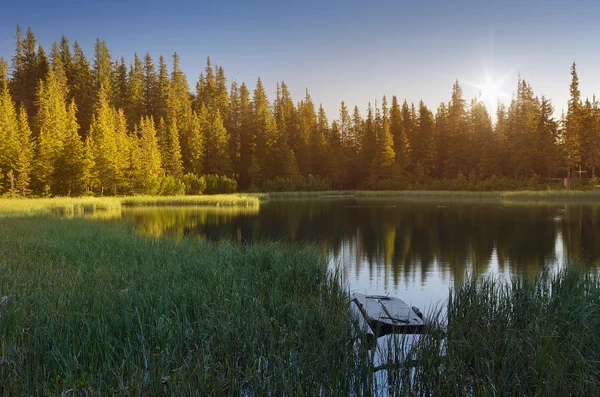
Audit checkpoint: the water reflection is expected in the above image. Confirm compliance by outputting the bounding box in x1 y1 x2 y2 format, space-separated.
117 199 600 310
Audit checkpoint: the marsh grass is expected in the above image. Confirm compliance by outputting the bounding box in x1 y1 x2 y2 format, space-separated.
0 216 373 395
120 194 260 208
264 190 600 202
0 197 121 217
0 195 260 217
394 265 600 396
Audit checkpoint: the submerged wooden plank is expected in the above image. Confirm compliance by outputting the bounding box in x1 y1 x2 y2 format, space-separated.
351 293 425 335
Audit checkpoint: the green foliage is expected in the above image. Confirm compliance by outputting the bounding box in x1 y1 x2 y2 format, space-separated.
158 175 185 196
181 172 206 195
202 174 237 194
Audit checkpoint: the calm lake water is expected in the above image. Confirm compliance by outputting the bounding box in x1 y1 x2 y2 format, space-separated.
118 198 600 313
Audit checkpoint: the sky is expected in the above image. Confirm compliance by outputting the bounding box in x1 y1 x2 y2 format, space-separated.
1 0 599 120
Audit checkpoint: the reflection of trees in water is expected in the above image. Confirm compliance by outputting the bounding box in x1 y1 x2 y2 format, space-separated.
123 200 600 286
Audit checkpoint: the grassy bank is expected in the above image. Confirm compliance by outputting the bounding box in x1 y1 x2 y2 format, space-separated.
0 194 260 217
395 265 600 396
0 216 372 395
263 189 600 202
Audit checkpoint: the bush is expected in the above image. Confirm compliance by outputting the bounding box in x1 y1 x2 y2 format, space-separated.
182 173 206 195
159 175 186 196
202 174 238 194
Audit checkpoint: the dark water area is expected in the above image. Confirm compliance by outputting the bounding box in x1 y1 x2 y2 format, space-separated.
119 199 600 312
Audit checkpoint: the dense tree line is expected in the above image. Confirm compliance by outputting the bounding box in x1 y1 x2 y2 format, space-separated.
0 26 598 196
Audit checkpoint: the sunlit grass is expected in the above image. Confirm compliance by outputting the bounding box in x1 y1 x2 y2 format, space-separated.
120 194 261 207
0 216 372 395
0 195 261 217
263 190 600 202
0 197 121 217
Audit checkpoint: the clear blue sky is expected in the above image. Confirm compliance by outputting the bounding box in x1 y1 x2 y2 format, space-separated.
1 0 599 119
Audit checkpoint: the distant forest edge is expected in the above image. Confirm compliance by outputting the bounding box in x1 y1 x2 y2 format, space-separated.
0 26 597 197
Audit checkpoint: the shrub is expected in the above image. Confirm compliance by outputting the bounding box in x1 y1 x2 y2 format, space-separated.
202 174 238 194
182 173 206 195
159 176 185 196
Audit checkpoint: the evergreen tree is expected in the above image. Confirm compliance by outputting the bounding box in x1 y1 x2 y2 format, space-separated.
0 57 19 180
359 103 376 184
445 81 468 177
133 116 163 194
89 85 127 194
53 100 85 195
34 71 69 195
415 100 436 176
126 53 145 130
11 27 42 122
565 62 582 189
143 53 157 116
70 42 95 137
238 82 253 187
187 111 205 176
93 39 112 96
163 117 184 178
15 107 33 196
390 96 410 173
371 96 396 181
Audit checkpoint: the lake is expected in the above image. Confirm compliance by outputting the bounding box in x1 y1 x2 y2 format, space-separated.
117 198 600 313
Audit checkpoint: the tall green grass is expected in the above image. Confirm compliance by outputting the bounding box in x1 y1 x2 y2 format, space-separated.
0 195 260 217
264 189 600 201
0 216 372 395
395 265 600 396
120 194 260 207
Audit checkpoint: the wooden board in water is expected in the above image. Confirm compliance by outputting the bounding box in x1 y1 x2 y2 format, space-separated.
350 293 425 335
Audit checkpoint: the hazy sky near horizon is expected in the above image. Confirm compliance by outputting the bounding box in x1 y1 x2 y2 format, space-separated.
1 0 598 119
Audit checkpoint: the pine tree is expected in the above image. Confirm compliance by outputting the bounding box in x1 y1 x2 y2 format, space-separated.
50 42 68 96
34 71 70 195
565 62 582 189
70 42 95 137
415 100 436 176
93 39 112 96
133 116 163 194
359 103 376 184
238 82 253 187
371 96 396 182
445 81 467 177
15 107 33 197
0 57 20 180
536 96 560 178
143 53 157 116
113 58 128 111
53 100 85 195
126 53 145 130
251 77 275 184
434 103 448 178
187 111 205 176
89 85 127 194
11 27 42 122
163 117 184 178
203 107 231 176
390 96 410 173
309 104 329 176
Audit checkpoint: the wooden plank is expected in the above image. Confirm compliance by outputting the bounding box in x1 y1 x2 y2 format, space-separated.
351 293 425 335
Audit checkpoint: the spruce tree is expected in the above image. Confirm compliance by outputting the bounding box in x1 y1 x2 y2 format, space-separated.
203 107 231 176
126 53 145 130
53 100 85 195
70 42 95 137
134 116 163 194
93 39 112 96
565 62 582 189
371 96 396 182
34 71 70 195
163 117 184 178
15 107 33 196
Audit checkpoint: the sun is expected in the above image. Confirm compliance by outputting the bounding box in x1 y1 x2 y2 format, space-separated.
473 71 511 110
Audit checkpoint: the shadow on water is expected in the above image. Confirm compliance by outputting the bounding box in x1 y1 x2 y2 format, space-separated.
118 198 600 310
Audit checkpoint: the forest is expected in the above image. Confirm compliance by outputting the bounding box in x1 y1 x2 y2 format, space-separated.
0 26 597 197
